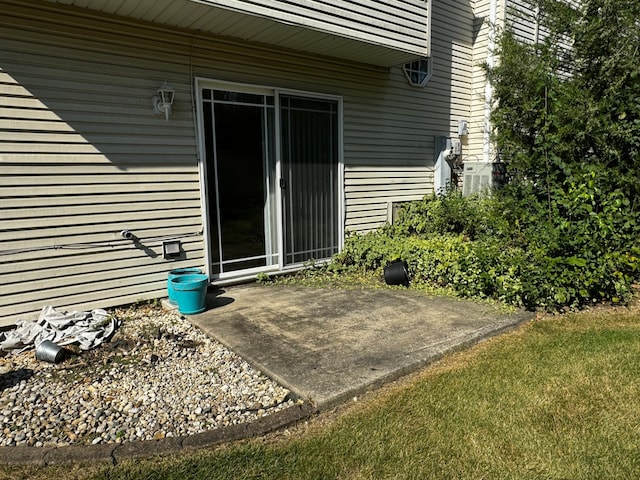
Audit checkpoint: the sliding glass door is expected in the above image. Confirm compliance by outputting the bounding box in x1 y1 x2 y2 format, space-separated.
199 83 340 277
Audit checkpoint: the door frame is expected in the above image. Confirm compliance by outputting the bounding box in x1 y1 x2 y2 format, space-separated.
194 77 345 281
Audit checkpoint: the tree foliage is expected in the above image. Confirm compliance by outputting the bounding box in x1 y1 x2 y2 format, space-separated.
479 0 640 307
489 0 640 205
333 1 640 311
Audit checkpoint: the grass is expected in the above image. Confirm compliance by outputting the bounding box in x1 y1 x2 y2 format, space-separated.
3 304 640 479
260 265 387 289
263 265 463 299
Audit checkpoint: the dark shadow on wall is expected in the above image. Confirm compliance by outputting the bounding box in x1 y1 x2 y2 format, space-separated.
2 0 476 173
0 6 203 282
1 0 478 308
0 7 205 322
0 9 198 173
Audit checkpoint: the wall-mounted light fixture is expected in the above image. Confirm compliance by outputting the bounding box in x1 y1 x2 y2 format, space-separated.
162 240 182 260
152 81 175 121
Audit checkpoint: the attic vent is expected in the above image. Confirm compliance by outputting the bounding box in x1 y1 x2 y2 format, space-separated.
403 58 432 87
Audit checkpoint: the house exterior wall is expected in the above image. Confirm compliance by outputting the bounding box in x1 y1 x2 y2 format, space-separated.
345 0 475 230
468 0 493 163
0 0 475 326
467 0 542 165
0 8 205 325
193 0 430 56
506 0 576 72
506 0 540 44
36 0 430 67
466 0 511 164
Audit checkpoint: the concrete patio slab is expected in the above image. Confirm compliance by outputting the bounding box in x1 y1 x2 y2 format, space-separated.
189 284 534 409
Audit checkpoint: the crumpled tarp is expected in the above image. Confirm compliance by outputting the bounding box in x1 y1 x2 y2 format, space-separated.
0 305 120 356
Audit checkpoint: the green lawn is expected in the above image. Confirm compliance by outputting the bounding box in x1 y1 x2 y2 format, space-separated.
4 305 640 480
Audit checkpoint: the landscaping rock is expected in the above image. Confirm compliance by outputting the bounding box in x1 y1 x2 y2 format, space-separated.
0 304 295 447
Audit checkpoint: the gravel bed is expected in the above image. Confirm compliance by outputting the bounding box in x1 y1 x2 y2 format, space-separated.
0 304 295 447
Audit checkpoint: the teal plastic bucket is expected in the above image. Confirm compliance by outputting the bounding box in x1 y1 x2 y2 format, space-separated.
171 274 209 314
167 268 203 305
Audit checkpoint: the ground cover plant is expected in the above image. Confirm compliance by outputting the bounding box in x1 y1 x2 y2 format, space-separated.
4 302 639 479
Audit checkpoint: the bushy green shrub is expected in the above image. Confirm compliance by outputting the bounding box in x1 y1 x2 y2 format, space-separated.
334 190 640 311
385 192 508 241
331 0 640 311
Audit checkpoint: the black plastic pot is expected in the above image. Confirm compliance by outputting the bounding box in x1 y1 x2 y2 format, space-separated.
383 260 410 287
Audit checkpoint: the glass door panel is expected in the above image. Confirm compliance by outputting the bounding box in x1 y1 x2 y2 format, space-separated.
280 95 339 265
202 89 277 274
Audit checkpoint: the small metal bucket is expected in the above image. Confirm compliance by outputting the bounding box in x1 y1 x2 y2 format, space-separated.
35 340 66 363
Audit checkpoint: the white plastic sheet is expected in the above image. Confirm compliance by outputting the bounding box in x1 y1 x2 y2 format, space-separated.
0 305 119 355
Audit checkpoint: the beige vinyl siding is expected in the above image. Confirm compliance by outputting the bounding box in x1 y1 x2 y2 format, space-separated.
506 0 576 48
344 166 434 232
467 0 548 164
36 0 429 67
507 0 576 77
341 0 476 229
342 0 475 228
0 0 471 325
341 77 434 231
466 0 512 163
467 0 493 162
506 0 540 44
195 0 429 54
0 5 204 326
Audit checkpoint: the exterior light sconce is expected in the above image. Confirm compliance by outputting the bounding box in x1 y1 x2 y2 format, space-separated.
153 81 175 121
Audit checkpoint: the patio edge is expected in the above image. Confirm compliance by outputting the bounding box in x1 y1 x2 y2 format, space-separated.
0 401 318 466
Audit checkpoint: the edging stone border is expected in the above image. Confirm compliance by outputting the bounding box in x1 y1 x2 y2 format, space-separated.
1 401 317 466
